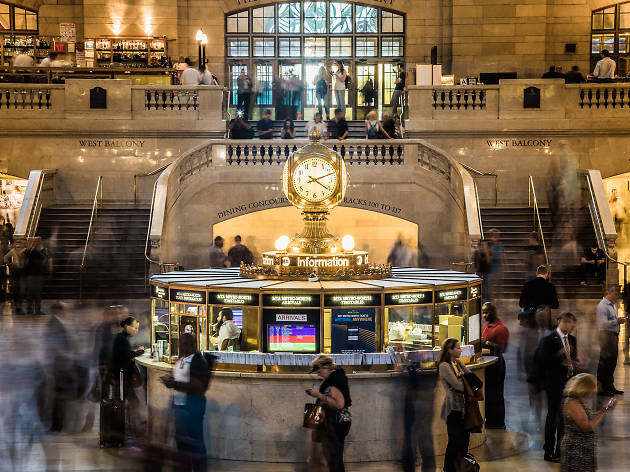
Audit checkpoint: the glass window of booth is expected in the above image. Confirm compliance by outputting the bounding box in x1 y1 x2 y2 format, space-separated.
384 291 434 349
434 287 468 348
208 291 260 352
323 293 380 354
168 302 207 360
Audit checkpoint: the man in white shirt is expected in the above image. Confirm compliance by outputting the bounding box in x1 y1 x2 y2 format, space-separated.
217 308 241 350
306 112 328 140
39 52 56 67
180 58 200 85
592 50 616 82
596 285 625 395
12 54 34 67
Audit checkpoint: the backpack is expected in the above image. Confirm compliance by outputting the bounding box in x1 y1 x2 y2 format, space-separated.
344 74 351 88
367 121 379 138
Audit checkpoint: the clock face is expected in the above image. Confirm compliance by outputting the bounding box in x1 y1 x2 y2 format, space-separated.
292 157 337 202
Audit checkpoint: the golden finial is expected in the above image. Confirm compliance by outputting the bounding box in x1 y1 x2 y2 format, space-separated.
308 126 321 143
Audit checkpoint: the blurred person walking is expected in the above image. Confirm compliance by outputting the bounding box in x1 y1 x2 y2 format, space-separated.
24 237 51 315
305 355 352 472
209 236 227 268
333 62 348 112
314 66 330 120
4 239 27 314
537 312 579 463
487 229 505 300
518 264 559 330
560 373 615 472
473 240 492 301
107 316 145 444
160 333 210 472
227 235 254 267
623 282 630 365
438 338 471 472
596 285 625 396
236 68 252 120
387 236 414 267
482 302 509 429
525 231 545 281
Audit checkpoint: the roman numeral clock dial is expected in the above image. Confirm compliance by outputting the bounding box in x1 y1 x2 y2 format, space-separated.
292 157 337 202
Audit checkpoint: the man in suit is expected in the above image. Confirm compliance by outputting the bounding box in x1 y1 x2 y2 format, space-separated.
597 285 625 395
537 311 578 463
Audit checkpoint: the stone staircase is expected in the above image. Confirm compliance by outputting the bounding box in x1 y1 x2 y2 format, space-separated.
36 207 150 300
480 206 604 299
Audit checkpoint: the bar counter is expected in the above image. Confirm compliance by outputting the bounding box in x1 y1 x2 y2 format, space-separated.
137 354 497 462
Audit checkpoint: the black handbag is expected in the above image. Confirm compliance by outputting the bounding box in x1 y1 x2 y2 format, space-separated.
464 372 483 394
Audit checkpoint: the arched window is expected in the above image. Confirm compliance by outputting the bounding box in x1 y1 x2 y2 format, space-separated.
0 2 39 65
225 1 405 121
591 2 630 76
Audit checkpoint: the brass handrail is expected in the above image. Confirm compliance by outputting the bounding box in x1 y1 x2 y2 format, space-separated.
583 172 630 287
451 261 474 273
80 175 103 301
458 161 498 206
528 176 549 266
133 163 172 204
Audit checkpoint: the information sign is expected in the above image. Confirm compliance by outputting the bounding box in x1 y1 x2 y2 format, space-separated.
324 293 380 306
169 288 206 304
385 291 433 305
209 291 259 306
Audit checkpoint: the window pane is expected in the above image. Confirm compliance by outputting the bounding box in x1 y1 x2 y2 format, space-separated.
304 1 327 33
620 34 629 54
383 63 397 105
356 6 377 33
330 2 352 34
279 38 300 57
357 64 377 106
0 4 9 30
253 6 274 33
256 64 273 105
592 13 603 30
278 2 301 33
253 37 275 56
228 38 249 56
604 12 615 29
604 34 615 51
382 11 403 33
621 12 630 29
330 37 351 56
592 35 601 54
304 37 326 56
356 37 377 57
227 11 249 33
382 37 403 57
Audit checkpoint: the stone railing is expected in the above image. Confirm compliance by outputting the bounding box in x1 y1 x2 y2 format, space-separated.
432 87 487 110
224 139 405 166
575 84 630 109
142 87 199 111
0 84 64 114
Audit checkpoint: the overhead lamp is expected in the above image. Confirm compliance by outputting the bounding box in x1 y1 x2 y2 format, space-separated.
275 235 291 251
342 235 355 252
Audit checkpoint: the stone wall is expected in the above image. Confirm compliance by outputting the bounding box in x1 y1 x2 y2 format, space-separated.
14 0 612 81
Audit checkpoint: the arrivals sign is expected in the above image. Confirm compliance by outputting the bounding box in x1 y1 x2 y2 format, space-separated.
385 291 433 305
169 288 206 304
209 291 259 306
324 293 380 306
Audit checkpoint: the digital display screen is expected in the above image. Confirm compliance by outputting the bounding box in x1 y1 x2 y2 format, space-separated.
267 324 317 352
232 308 243 329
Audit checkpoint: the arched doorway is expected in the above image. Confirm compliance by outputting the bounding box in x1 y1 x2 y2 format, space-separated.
212 205 419 266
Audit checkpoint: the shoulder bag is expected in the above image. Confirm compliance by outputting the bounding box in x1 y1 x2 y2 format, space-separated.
457 452 481 472
462 375 484 433
303 403 326 429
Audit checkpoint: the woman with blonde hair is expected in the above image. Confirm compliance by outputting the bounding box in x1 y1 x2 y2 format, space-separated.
560 373 615 471
438 338 472 472
364 110 390 139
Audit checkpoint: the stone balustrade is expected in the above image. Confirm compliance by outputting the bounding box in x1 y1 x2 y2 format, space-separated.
0 84 64 115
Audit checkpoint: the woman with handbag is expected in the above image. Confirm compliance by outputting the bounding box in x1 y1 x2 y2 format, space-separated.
305 355 352 472
438 338 472 472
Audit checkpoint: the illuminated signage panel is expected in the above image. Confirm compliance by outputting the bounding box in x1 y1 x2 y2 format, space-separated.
208 291 259 306
324 293 380 306
262 294 320 307
169 289 207 304
435 288 467 302
151 285 168 300
384 291 433 305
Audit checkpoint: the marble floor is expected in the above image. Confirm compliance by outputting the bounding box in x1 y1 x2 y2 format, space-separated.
1 298 629 471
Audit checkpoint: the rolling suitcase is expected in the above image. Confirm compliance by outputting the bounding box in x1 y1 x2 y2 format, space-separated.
99 369 126 448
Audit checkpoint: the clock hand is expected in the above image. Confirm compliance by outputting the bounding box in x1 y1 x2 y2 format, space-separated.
309 179 330 191
308 172 335 182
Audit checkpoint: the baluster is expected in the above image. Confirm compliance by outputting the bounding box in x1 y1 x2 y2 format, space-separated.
579 89 585 108
440 91 446 110
0 90 3 108
227 144 234 165
235 145 242 165
161 91 167 109
587 90 593 108
396 145 403 165
192 92 198 110
479 90 485 109
45 90 51 109
448 90 454 110
177 92 182 110
145 90 151 109
13 90 19 109
339 144 346 161
269 145 275 165
373 145 379 165
251 144 258 165
620 89 625 108
595 89 601 108
603 89 609 108
284 145 290 163
612 88 617 108
455 90 461 110
388 145 394 165
471 90 478 110
463 90 470 110
169 91 175 110
29 89 34 109
356 144 364 165
432 89 438 109
4 90 9 109
243 144 250 165
21 89 26 109
185 92 191 110
152 91 158 110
